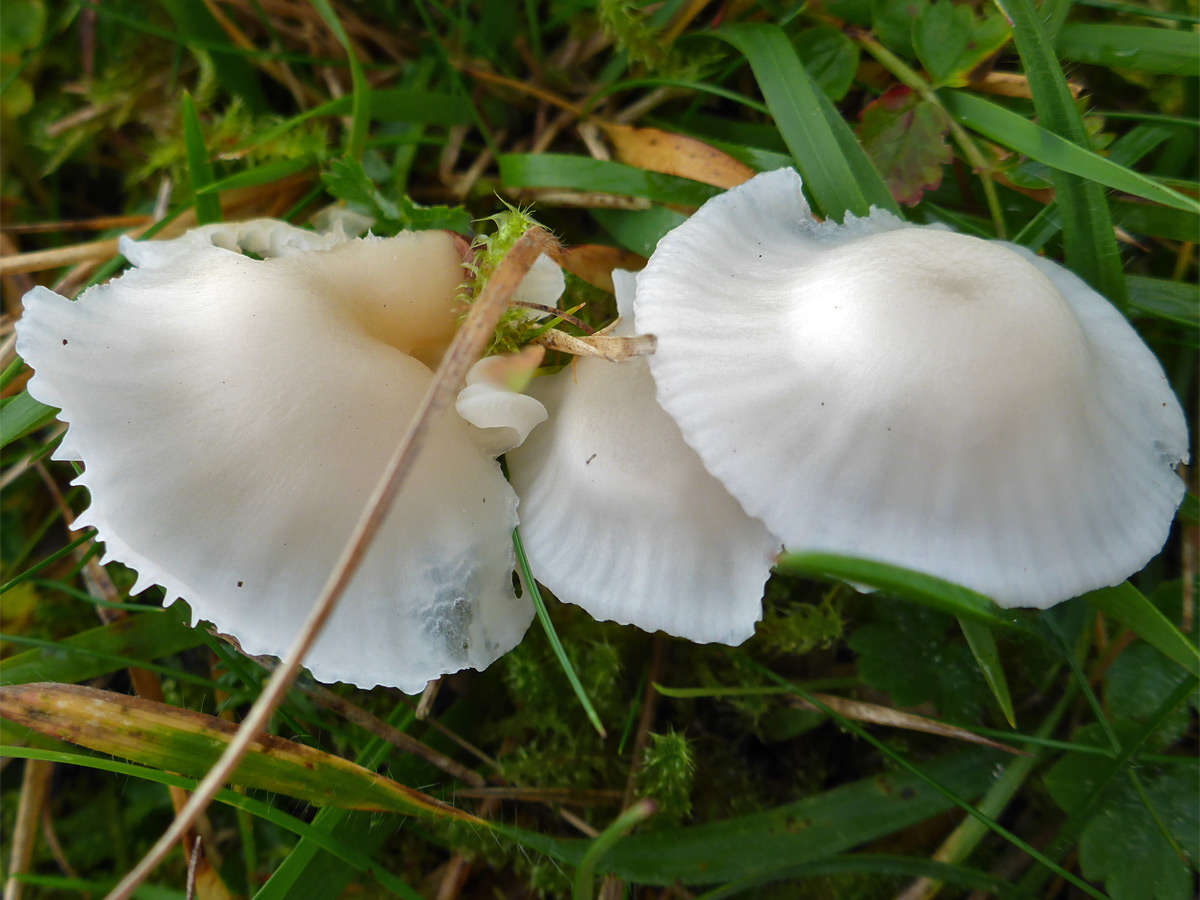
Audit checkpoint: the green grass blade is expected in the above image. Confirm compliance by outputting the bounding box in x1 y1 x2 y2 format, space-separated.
590 207 688 256
309 0 370 160
959 617 1017 727
573 801 656 900
941 92 1200 214
161 0 269 111
514 527 607 738
0 682 472 819
256 704 419 900
197 157 318 194
0 633 220 690
0 745 422 899
0 389 58 448
713 23 898 220
499 154 721 207
775 552 1019 629
1020 674 1198 894
0 608 205 687
887 688 1074 900
749 664 1111 900
0 530 96 594
181 92 221 225
992 0 1125 304
1057 24 1200 75
694 854 1030 899
1127 276 1199 327
0 356 25 391
1083 581 1200 676
1113 200 1199 242
499 748 1004 883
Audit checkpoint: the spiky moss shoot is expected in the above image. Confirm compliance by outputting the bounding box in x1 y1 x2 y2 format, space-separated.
460 202 556 357
634 730 695 825
755 583 845 658
497 632 628 795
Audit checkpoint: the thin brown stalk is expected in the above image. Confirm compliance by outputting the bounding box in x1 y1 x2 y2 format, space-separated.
461 66 583 117
1 215 151 234
3 758 53 900
99 226 557 900
622 634 667 809
416 677 442 720
297 678 487 786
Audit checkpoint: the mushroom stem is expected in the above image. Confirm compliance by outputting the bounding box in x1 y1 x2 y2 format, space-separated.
535 328 657 361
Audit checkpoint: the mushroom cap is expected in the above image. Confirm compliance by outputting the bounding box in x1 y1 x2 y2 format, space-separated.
506 270 781 644
455 353 550 457
16 220 534 690
633 168 1189 608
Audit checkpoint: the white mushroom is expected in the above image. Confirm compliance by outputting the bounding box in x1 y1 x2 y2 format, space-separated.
633 168 1189 609
15 219 550 690
455 348 550 457
506 270 781 644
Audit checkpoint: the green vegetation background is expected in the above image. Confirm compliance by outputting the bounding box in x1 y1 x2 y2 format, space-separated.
1 1 1197 899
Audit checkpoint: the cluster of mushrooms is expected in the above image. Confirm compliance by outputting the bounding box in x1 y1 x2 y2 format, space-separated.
16 168 1190 692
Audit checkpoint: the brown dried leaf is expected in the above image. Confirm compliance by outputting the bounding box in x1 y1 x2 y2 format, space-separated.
601 123 756 189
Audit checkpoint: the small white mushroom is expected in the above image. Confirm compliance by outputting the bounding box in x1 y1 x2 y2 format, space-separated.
455 348 550 457
16 220 548 690
633 168 1189 609
506 270 782 644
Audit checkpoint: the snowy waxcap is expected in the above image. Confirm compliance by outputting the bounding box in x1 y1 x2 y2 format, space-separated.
507 270 781 643
16 219 553 690
633 168 1189 609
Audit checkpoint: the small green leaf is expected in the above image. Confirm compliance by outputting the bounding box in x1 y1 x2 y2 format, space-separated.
1107 643 1198 750
320 157 471 234
856 85 952 206
871 0 928 58
0 0 45 55
1078 765 1199 900
794 27 859 101
848 599 991 722
913 0 1011 87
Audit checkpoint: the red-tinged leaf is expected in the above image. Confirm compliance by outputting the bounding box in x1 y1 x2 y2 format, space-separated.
856 85 953 206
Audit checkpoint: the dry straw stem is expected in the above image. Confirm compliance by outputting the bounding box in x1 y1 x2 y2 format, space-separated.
785 694 1028 756
99 225 557 900
535 329 657 361
3 757 52 900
